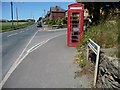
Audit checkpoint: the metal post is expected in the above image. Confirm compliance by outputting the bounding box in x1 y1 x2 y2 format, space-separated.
11 2 14 28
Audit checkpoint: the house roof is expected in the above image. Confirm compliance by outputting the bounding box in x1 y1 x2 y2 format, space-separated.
45 6 66 19
50 6 66 12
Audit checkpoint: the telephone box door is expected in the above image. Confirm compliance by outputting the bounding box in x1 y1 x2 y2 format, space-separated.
67 3 84 47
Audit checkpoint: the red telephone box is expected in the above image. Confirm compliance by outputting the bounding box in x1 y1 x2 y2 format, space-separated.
67 3 84 47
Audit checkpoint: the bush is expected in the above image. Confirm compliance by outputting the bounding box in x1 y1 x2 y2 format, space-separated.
45 17 67 26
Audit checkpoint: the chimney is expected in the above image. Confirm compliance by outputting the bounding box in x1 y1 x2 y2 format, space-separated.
56 6 59 11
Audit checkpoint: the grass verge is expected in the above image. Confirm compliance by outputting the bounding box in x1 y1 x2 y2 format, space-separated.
1 21 35 32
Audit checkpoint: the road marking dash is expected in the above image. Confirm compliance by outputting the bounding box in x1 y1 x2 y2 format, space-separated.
19 31 23 33
7 33 18 38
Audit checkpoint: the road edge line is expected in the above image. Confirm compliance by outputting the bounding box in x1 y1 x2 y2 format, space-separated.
0 30 38 89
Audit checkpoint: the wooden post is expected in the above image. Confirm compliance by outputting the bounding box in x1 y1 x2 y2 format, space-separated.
87 46 89 60
11 2 14 28
93 46 100 87
88 39 100 87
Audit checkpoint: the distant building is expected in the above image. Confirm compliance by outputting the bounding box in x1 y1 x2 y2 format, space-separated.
45 6 66 20
65 10 68 17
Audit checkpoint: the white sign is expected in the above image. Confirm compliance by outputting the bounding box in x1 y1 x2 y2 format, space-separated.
87 39 100 87
70 7 82 10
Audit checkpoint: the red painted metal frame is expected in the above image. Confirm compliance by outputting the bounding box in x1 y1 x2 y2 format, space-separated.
67 3 84 47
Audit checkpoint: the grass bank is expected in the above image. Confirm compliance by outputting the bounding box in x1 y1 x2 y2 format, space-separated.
1 21 35 32
77 15 119 58
74 15 119 88
74 15 119 79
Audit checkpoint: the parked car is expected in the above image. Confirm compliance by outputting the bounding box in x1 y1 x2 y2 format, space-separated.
37 22 42 27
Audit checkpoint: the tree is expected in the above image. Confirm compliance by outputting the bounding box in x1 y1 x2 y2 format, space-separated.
82 2 120 23
37 17 42 22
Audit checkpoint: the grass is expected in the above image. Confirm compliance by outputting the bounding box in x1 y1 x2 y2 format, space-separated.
74 15 120 88
74 59 94 78
83 20 118 48
0 21 35 32
76 15 119 58
75 15 119 76
2 22 27 27
75 47 86 68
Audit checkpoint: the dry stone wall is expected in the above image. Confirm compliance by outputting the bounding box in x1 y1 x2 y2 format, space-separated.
98 54 120 89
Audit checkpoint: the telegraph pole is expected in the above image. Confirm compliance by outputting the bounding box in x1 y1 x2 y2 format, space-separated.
44 9 45 18
16 7 18 25
11 2 14 28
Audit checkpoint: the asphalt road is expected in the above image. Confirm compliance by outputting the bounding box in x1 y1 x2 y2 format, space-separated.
1 23 68 86
2 24 91 88
2 23 38 78
3 34 76 88
3 32 91 88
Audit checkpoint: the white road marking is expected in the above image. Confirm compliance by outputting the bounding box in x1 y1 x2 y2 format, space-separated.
7 33 18 38
38 28 66 32
27 41 45 53
19 31 23 33
38 30 43 32
0 30 38 89
47 28 67 32
19 31 25 33
0 32 66 89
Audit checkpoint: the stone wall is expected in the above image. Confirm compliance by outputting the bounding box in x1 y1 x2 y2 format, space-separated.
98 54 120 89
42 25 67 30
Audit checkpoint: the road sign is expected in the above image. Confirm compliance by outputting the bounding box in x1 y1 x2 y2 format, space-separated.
70 7 83 10
87 39 100 87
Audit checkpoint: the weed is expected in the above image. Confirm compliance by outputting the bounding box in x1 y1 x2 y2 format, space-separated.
75 47 87 68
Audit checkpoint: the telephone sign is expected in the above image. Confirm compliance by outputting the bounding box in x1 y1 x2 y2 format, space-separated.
70 7 83 10
67 3 84 47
